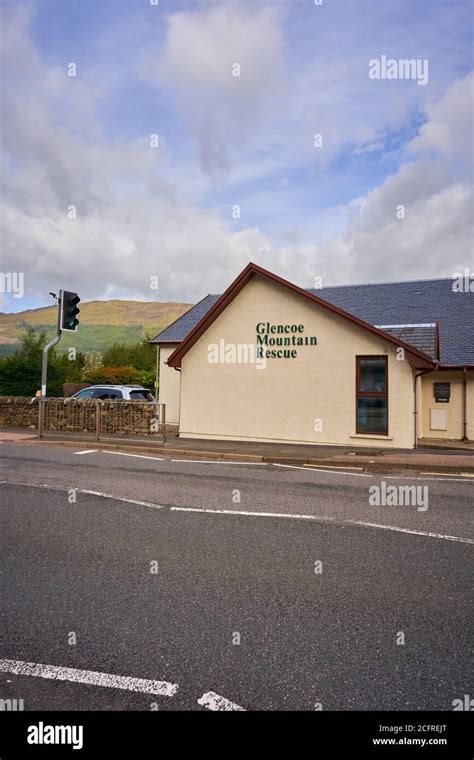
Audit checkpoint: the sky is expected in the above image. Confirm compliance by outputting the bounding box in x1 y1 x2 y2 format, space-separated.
0 0 473 312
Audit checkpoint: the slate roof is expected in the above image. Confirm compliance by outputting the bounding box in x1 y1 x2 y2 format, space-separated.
150 294 220 344
375 324 438 359
150 278 473 367
311 279 472 366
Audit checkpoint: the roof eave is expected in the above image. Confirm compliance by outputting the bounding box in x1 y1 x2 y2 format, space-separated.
149 339 181 346
167 262 436 370
436 364 474 371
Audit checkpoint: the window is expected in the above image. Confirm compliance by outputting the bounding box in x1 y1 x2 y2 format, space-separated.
73 389 94 399
356 356 388 435
130 390 153 401
92 388 123 400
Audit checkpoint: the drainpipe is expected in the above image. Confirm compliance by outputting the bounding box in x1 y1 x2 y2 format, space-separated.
155 346 160 400
413 366 437 449
462 367 468 442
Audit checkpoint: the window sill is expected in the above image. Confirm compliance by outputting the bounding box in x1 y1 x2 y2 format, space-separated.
350 434 393 441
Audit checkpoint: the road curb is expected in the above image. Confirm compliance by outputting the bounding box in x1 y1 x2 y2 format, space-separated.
23 437 474 475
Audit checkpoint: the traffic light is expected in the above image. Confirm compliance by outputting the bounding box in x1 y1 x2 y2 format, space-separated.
60 290 81 332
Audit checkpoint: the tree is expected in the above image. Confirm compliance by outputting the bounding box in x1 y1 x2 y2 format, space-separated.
0 327 67 396
81 351 103 380
102 336 155 372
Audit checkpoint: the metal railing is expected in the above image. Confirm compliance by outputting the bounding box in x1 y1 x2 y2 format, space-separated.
38 398 167 444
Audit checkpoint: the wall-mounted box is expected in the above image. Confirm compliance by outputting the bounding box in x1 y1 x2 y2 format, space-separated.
430 408 447 431
434 382 450 403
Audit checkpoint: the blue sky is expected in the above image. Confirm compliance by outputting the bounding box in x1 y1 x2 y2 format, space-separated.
1 0 473 311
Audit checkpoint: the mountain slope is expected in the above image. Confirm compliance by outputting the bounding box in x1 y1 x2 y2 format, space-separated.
0 300 192 357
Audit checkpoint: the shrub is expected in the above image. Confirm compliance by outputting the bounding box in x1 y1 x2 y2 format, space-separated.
83 365 142 385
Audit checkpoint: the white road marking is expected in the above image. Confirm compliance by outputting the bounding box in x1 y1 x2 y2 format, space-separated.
382 475 474 483
3 481 167 510
75 450 98 455
171 459 267 465
274 462 371 477
274 462 474 483
170 506 474 544
4 480 472 543
0 659 178 697
419 471 474 478
101 451 164 461
80 489 165 509
304 463 364 470
172 506 318 520
197 691 245 711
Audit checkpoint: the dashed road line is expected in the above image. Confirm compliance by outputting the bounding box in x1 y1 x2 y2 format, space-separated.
81 489 165 509
75 449 99 455
170 506 474 544
0 659 178 697
197 691 245 711
274 462 474 482
304 463 364 470
2 481 165 510
274 462 371 477
419 471 474 478
100 451 164 461
171 459 267 465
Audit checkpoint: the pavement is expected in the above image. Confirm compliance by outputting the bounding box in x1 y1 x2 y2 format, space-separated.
0 441 472 711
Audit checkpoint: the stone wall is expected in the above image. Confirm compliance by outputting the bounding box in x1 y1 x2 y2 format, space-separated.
0 396 168 437
0 396 38 429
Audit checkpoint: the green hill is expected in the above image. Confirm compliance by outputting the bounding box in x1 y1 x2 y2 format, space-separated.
0 299 192 357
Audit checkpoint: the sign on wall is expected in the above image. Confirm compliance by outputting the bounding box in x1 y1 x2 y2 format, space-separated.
434 382 451 403
256 322 318 360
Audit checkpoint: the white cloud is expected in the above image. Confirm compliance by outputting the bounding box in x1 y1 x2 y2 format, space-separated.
146 1 287 181
408 72 473 169
313 73 474 284
0 4 472 312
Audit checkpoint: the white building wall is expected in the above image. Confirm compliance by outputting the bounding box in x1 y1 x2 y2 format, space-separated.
157 344 181 425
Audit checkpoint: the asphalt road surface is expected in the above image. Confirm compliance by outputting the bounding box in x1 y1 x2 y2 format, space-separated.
0 441 472 711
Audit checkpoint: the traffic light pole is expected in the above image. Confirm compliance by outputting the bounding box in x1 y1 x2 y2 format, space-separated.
41 291 62 398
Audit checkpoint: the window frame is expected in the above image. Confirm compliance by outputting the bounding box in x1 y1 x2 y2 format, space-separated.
355 355 389 435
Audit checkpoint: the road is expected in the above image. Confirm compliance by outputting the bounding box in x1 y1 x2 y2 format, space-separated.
0 441 472 711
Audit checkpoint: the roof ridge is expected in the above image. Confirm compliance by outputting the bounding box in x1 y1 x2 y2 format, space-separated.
309 277 454 290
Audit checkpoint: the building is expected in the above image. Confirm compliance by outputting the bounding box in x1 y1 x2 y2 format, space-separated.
150 263 473 448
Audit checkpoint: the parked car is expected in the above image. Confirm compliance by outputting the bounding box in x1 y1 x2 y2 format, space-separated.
69 385 155 401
